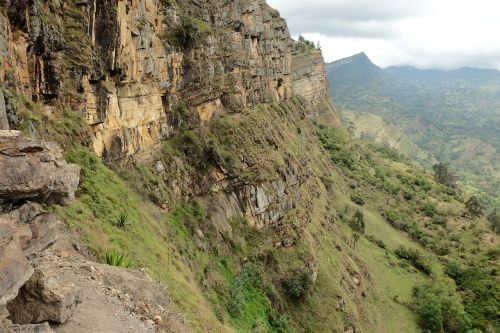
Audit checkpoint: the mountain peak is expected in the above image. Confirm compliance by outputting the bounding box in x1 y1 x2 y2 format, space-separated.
329 52 377 69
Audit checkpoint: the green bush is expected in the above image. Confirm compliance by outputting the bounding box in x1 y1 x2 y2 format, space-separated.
432 216 448 226
444 261 500 331
350 194 365 205
167 18 199 49
413 280 471 333
349 209 365 234
282 270 312 300
228 263 263 316
316 125 356 170
395 246 432 275
366 235 387 249
486 209 499 234
420 202 438 217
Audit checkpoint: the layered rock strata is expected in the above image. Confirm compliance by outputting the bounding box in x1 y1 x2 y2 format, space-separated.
0 0 295 159
292 50 340 126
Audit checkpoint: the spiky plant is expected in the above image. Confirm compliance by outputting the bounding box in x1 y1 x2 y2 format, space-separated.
104 250 131 268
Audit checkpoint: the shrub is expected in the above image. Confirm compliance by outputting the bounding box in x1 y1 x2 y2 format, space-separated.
395 246 432 275
316 125 356 170
413 280 471 333
269 313 292 333
403 189 414 201
415 291 443 332
282 270 312 300
228 263 263 316
432 216 448 226
384 209 401 224
350 194 365 206
167 18 199 49
432 162 458 189
464 196 484 218
420 202 438 218
349 209 365 234
104 251 131 268
486 209 499 234
366 235 387 249
444 262 500 330
63 5 93 72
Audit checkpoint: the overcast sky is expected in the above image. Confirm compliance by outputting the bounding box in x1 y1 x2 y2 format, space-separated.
267 0 500 70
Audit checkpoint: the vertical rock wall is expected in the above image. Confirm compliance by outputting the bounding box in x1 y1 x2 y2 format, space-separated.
0 0 296 159
292 50 341 127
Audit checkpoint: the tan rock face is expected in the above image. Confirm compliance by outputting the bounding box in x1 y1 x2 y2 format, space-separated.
292 50 341 127
0 0 296 159
0 231 34 308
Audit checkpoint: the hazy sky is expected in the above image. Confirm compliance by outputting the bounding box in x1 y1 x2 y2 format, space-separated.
267 0 500 70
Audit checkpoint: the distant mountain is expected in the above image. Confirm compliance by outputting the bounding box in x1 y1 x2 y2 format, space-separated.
327 54 500 207
385 65 500 85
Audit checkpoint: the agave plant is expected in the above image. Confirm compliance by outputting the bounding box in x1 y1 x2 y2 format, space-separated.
115 213 130 228
104 250 131 268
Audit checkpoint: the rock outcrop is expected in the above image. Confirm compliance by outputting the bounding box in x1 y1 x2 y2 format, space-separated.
0 0 295 159
292 50 341 126
0 133 80 207
0 134 188 332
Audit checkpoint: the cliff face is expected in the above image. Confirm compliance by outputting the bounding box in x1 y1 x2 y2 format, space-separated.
0 2 371 332
0 0 292 158
292 50 340 126
0 0 339 233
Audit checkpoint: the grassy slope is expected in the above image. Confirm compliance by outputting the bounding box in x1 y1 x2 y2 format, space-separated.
315 124 499 332
15 79 495 332
54 148 233 333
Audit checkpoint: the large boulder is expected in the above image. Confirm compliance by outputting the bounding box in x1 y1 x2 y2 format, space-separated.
0 135 80 206
0 230 34 308
7 268 81 324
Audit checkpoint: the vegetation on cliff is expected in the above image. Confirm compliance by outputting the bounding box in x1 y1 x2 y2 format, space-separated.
0 1 497 332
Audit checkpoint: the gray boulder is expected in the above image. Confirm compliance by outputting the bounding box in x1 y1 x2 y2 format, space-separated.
7 268 81 324
0 136 80 206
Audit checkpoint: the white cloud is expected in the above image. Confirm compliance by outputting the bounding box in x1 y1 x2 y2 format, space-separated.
267 0 500 69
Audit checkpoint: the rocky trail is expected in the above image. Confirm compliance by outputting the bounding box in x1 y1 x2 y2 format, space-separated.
0 132 188 333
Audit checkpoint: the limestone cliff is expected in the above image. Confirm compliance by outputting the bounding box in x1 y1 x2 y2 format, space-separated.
0 0 293 158
292 49 340 126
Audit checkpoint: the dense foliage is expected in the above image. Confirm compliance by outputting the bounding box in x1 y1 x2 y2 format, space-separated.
316 124 499 332
327 54 500 209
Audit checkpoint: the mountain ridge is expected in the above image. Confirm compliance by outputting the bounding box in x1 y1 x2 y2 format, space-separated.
326 52 500 207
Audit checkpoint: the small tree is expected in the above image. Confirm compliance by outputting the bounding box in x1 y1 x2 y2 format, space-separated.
351 209 365 234
487 209 500 234
464 196 484 218
351 232 360 249
432 162 458 189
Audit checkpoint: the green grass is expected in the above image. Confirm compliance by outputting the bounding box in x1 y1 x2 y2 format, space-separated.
55 147 232 333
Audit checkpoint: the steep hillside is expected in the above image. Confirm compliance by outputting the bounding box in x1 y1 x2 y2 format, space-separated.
326 54 500 208
0 1 498 333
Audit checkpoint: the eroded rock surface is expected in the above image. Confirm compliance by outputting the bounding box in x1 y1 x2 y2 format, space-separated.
0 135 80 206
292 50 340 126
0 0 296 159
7 268 82 325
